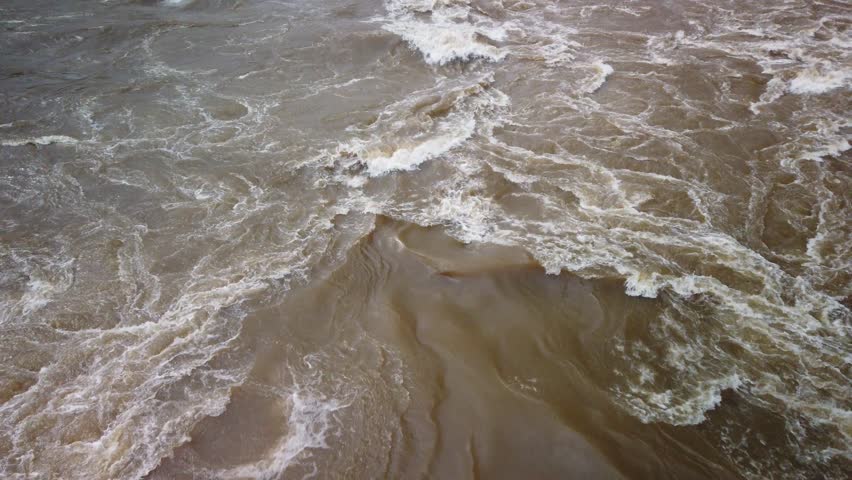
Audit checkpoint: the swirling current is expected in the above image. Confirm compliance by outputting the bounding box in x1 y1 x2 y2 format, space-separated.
0 1 850 479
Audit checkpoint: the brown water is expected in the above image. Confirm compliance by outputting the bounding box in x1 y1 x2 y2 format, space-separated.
0 1 850 479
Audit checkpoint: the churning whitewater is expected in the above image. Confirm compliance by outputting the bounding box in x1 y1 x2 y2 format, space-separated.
0 0 850 479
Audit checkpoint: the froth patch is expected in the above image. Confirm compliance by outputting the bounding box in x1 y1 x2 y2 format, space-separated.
217 389 350 480
789 63 851 95
381 0 508 66
0 135 79 147
363 117 475 176
384 21 507 65
619 372 743 426
323 75 507 180
584 60 614 93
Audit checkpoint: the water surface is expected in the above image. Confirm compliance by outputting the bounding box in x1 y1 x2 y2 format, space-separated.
0 1 850 479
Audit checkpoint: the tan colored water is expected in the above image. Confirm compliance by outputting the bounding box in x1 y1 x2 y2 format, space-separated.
0 0 849 479
150 218 744 479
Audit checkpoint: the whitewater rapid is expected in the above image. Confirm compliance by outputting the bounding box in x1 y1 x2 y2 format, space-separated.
0 0 849 479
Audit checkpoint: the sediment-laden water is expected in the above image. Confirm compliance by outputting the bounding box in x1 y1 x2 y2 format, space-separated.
0 1 850 479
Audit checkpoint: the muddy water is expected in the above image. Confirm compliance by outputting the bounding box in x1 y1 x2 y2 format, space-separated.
149 218 741 480
0 0 850 479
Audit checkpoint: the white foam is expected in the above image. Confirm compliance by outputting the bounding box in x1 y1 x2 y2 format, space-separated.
381 0 508 65
0 248 75 323
364 117 475 176
789 63 851 95
584 60 614 93
418 160 500 243
0 135 79 147
384 21 506 65
626 374 743 426
749 77 786 114
801 136 851 162
623 271 663 298
323 75 507 179
218 388 350 480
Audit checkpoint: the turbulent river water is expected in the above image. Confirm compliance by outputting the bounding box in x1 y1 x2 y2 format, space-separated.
1 0 850 479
